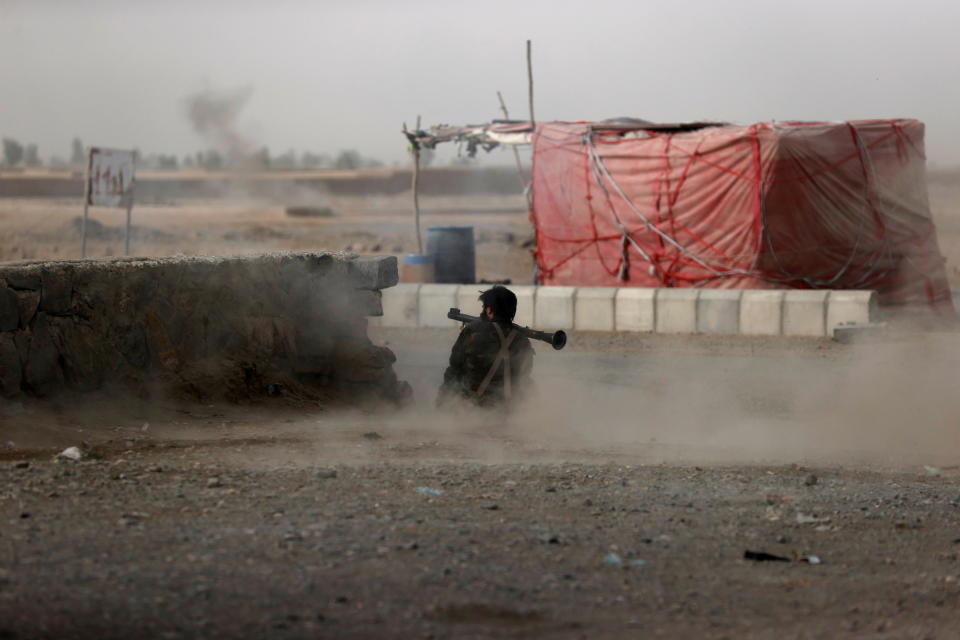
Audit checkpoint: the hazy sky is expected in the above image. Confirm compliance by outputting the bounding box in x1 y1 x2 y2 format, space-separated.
2 0 959 166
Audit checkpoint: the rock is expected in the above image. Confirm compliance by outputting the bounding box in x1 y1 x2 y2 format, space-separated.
39 272 74 315
5 271 41 291
23 315 64 396
0 288 19 331
804 474 818 486
362 431 383 441
347 256 399 290
13 461 29 469
16 290 40 328
0 334 22 396
207 477 223 488
57 446 84 461
316 468 338 479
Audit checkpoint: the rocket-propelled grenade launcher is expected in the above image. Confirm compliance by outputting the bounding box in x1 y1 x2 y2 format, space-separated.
446 308 567 350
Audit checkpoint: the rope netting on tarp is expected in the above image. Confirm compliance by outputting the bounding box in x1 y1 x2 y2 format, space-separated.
529 119 954 310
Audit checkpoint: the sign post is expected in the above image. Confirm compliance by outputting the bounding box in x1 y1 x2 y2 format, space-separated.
81 147 137 258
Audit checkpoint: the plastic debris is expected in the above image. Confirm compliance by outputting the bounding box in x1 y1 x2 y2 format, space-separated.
416 487 443 496
744 550 791 562
630 559 647 567
801 555 822 565
924 465 942 477
603 552 623 566
57 446 83 461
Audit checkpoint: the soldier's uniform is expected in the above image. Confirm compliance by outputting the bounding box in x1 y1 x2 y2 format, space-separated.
436 317 535 408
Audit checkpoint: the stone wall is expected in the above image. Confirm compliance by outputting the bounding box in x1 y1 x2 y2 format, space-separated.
0 253 408 404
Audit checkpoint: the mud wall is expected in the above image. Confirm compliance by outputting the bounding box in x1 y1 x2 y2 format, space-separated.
0 253 407 404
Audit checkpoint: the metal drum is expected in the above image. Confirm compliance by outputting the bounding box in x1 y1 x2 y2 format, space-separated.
400 254 435 283
426 226 475 284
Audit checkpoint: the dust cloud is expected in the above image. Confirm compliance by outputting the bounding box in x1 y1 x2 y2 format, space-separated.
354 329 960 471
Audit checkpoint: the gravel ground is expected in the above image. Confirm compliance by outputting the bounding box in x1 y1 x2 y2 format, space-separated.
1 421 959 640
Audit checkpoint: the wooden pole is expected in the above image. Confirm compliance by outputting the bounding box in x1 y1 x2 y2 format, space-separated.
497 91 530 208
411 115 423 255
526 40 535 128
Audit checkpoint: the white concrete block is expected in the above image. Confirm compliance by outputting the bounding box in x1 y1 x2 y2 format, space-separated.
511 286 537 328
534 286 576 329
455 285 485 317
696 289 742 334
376 283 420 328
739 290 784 336
615 288 656 332
782 290 829 336
826 290 877 330
418 284 460 328
574 287 617 331
655 289 699 334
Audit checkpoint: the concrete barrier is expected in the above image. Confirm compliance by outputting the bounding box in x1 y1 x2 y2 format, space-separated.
739 290 784 336
696 289 741 334
574 287 616 331
377 283 420 328
783 290 830 336
375 284 878 339
417 284 459 328
615 288 656 332
455 285 484 317
827 290 877 331
535 286 576 329
655 289 699 334
511 286 537 327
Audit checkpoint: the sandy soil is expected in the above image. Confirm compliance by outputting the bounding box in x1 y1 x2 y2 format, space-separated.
0 192 536 284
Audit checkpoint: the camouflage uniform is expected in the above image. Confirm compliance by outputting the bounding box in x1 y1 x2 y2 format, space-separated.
436 318 535 408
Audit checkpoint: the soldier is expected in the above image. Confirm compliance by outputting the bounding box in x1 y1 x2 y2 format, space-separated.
436 286 535 409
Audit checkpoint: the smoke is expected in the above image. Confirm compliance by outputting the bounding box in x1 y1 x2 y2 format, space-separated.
185 86 255 163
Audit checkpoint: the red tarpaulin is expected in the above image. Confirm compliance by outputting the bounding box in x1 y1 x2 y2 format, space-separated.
529 119 953 310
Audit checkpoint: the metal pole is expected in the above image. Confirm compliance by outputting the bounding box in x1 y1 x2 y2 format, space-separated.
124 179 135 256
80 149 91 258
124 201 132 256
80 203 89 258
526 40 535 128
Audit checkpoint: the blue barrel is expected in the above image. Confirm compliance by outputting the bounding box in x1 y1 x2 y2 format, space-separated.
426 226 475 284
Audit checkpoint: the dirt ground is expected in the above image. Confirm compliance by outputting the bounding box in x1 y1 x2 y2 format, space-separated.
0 191 537 284
1 174 960 638
2 328 960 639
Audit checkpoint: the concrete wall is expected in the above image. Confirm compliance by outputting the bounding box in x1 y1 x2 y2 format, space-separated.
378 284 878 338
0 252 409 404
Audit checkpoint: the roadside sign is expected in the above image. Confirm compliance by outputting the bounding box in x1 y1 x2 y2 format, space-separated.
81 147 137 257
